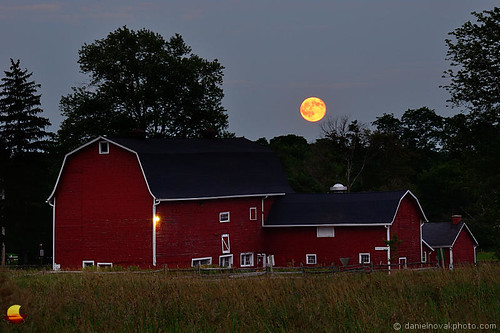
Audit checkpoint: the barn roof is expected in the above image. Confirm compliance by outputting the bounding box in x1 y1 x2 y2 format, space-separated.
422 222 478 248
264 190 427 227
48 136 292 201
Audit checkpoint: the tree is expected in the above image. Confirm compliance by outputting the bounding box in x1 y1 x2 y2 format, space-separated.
321 116 372 191
442 7 500 118
0 59 52 156
59 27 230 149
0 59 53 265
442 8 500 257
400 107 444 151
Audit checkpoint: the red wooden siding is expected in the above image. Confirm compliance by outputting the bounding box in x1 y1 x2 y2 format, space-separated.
263 226 388 267
54 142 153 269
263 194 425 267
389 196 425 264
451 228 476 264
155 197 276 268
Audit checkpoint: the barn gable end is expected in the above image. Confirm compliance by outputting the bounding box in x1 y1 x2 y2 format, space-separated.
50 139 154 269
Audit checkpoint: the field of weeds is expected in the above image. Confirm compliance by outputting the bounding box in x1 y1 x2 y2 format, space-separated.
1 264 499 332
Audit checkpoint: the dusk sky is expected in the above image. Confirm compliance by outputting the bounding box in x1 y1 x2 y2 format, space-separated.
1 1 498 142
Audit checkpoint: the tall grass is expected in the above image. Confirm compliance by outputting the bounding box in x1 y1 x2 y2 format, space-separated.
1 264 499 332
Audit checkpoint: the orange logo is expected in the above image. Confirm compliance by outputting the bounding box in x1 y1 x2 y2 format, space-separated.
4 305 27 324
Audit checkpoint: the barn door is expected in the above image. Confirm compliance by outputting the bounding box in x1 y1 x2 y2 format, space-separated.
221 234 230 254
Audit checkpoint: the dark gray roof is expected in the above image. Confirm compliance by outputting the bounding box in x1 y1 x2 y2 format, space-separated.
264 190 420 226
422 222 478 248
109 137 293 200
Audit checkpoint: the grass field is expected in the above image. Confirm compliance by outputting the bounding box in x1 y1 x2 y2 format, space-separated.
1 264 499 332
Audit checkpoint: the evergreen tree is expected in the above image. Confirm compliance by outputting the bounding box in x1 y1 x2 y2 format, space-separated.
0 59 52 156
0 59 53 265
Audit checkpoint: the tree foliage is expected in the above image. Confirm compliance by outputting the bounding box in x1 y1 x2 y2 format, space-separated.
443 7 500 117
58 27 229 149
0 59 52 156
0 59 53 264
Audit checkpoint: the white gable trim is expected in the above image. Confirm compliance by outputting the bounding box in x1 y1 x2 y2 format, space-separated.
450 223 479 247
46 136 157 203
158 193 287 202
263 223 389 228
389 190 429 225
422 239 435 252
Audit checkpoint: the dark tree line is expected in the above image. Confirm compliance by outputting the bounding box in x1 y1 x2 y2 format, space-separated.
1 9 499 264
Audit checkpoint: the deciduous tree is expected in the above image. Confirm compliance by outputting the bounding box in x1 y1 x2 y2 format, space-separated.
59 27 229 149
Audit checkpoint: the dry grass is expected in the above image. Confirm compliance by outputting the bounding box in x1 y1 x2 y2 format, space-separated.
1 264 499 332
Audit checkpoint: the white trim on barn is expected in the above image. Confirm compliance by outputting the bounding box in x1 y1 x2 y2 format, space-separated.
263 223 389 228
306 254 317 265
240 252 254 267
389 190 429 225
249 207 257 221
191 257 212 267
82 260 94 268
359 253 371 264
219 254 233 267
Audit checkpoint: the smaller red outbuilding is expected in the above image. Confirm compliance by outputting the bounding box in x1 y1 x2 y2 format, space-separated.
422 215 479 269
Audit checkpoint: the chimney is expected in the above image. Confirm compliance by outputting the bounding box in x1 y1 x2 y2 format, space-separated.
452 215 462 225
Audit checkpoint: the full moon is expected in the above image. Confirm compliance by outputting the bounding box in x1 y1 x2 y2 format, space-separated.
300 97 326 122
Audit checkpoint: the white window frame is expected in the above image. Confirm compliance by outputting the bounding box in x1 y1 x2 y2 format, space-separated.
219 254 233 268
399 257 407 269
422 251 427 263
306 254 317 265
359 253 371 264
191 257 212 267
219 212 230 223
249 207 257 221
240 252 254 267
82 260 94 268
317 226 335 238
97 262 113 269
221 234 230 254
99 141 109 154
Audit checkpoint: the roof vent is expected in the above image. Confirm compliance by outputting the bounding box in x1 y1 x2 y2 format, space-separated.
330 183 347 193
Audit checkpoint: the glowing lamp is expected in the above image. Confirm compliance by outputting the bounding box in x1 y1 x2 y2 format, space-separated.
153 215 160 226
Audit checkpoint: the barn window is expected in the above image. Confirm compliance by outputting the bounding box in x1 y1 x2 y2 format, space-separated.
249 207 257 220
82 260 94 268
317 227 335 238
399 257 407 269
240 252 254 267
219 254 233 268
359 253 371 264
306 254 317 265
191 257 212 268
422 252 427 263
97 262 113 270
221 234 230 254
219 212 230 223
99 141 109 154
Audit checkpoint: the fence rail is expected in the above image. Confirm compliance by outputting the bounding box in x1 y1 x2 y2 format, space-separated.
1 261 469 277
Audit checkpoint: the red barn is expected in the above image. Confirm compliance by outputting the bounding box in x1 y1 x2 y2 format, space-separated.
48 136 478 270
47 137 291 269
422 216 479 269
263 190 428 268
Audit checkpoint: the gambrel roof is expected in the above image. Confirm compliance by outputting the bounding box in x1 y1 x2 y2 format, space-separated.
264 190 427 227
422 222 478 248
48 136 293 201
